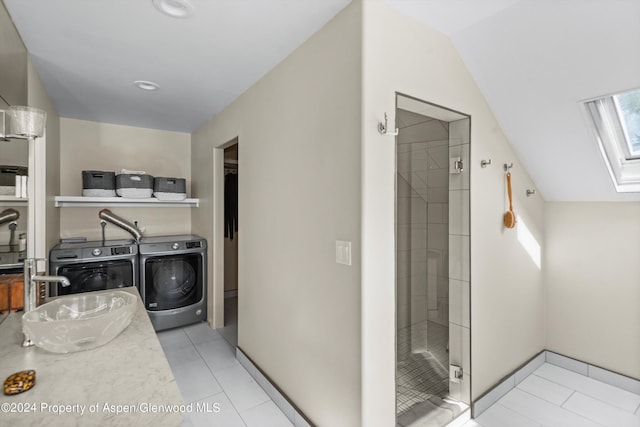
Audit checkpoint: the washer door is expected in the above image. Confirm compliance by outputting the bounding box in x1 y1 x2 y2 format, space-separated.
144 254 203 311
58 261 134 295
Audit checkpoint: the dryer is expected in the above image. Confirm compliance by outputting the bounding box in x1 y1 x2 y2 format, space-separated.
138 235 207 331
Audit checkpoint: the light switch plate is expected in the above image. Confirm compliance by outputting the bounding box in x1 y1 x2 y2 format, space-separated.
336 240 352 266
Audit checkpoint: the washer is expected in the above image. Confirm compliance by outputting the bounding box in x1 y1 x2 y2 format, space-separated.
49 239 138 296
138 234 207 331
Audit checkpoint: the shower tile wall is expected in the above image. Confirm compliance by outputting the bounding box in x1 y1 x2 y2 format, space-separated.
396 109 450 355
448 118 471 405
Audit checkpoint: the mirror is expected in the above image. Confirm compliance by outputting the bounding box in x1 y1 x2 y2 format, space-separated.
0 1 30 272
1 94 29 272
0 141 29 271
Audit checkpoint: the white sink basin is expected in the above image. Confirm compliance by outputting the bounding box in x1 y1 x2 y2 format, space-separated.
22 290 137 353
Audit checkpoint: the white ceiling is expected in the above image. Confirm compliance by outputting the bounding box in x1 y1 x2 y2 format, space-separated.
3 0 350 133
4 0 640 201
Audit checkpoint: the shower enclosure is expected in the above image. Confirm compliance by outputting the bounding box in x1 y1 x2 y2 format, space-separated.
395 94 471 426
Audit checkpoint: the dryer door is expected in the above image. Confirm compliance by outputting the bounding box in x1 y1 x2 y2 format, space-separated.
143 254 203 311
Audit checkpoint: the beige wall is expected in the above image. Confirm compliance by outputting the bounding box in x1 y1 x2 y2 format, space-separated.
0 1 27 108
59 118 191 242
545 202 640 380
361 1 545 423
191 3 362 426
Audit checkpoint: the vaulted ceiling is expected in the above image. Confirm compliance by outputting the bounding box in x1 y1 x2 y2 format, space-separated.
4 0 639 201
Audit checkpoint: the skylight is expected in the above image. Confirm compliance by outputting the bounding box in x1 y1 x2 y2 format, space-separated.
584 88 640 192
613 90 640 159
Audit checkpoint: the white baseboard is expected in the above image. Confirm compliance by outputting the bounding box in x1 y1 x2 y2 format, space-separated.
473 350 640 418
236 347 314 427
545 351 640 395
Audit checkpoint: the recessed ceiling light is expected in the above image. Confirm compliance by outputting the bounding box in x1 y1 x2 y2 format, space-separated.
152 0 194 18
134 80 160 91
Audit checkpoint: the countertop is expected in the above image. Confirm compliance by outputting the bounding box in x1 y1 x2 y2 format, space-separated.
0 287 183 426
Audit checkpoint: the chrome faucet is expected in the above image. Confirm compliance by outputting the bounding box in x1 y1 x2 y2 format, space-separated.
22 258 71 347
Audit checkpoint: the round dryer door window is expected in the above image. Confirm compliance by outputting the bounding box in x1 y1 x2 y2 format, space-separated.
143 253 204 311
152 259 196 301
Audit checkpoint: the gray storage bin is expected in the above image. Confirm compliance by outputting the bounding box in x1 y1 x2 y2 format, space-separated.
82 170 116 197
153 177 187 201
82 170 115 189
116 174 154 198
0 165 28 186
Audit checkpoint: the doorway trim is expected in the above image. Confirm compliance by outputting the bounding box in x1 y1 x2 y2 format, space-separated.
211 137 239 329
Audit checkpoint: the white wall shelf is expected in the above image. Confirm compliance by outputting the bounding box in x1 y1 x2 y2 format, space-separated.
0 196 28 206
54 196 199 208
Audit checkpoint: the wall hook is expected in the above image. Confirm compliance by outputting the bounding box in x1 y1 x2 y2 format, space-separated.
504 163 513 171
481 159 492 168
526 189 537 197
378 113 399 136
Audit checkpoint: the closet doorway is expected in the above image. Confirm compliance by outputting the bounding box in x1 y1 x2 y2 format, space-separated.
220 141 238 346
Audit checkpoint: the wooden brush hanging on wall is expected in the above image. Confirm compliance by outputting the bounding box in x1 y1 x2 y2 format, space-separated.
504 171 517 228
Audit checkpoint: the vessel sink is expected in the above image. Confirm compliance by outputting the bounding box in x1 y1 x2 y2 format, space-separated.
22 290 137 353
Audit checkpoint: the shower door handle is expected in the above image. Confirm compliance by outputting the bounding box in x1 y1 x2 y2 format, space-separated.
449 365 463 383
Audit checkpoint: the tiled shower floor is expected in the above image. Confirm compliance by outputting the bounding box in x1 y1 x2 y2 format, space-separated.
397 321 466 425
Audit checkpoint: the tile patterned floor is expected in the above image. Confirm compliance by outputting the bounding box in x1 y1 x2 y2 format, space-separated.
159 299 640 427
157 319 292 426
463 363 640 427
397 321 453 420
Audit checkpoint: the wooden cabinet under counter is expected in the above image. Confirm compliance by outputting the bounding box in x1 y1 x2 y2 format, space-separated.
0 273 23 313
0 281 7 312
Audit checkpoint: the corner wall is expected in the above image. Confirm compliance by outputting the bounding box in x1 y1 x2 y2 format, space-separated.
191 3 362 425
545 202 640 380
361 1 545 424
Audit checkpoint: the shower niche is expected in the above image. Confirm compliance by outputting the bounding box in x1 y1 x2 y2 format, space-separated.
395 94 470 426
